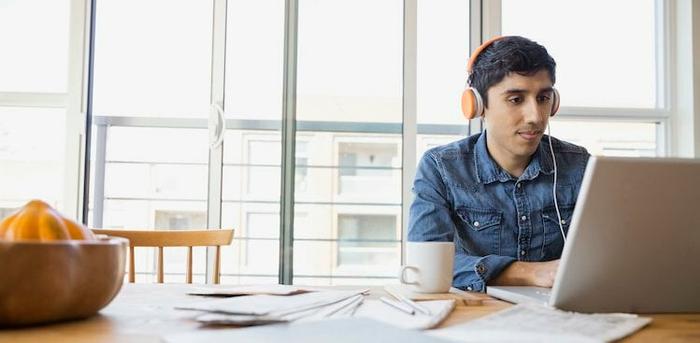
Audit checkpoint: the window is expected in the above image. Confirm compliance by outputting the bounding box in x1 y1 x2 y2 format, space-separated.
245 139 282 197
93 0 213 117
78 0 675 287
0 108 67 210
295 141 309 192
155 210 206 229
415 0 471 168
221 132 283 284
337 214 398 267
242 212 279 269
296 0 403 124
549 120 658 157
501 0 664 156
96 127 209 227
224 0 285 119
337 141 399 196
502 0 657 109
0 0 72 214
88 0 214 283
0 0 70 93
218 0 286 285
292 0 404 286
417 0 471 125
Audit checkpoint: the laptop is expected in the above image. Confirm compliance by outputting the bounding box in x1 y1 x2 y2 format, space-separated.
487 156 700 313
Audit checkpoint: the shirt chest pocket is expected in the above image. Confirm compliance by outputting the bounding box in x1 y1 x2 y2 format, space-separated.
455 207 503 255
540 205 574 259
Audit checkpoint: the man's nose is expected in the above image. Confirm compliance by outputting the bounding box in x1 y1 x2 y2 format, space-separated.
524 98 545 124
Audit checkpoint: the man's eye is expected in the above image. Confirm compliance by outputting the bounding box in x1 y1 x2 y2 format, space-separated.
508 97 523 104
537 95 552 102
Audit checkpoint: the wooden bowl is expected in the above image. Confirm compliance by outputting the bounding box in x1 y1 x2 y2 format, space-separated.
0 236 128 327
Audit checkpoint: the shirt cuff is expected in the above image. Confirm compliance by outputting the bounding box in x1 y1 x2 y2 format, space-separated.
474 255 517 288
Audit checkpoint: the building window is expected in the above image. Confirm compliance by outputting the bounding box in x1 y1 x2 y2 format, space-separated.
243 212 279 271
154 210 206 230
296 141 309 192
549 120 658 157
337 141 399 195
246 139 281 197
337 214 398 267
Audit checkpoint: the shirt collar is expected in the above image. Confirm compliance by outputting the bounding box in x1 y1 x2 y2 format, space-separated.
473 131 555 184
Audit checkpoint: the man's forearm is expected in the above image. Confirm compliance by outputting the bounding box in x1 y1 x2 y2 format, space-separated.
489 260 559 288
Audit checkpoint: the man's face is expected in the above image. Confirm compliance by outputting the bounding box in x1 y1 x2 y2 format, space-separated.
483 69 555 162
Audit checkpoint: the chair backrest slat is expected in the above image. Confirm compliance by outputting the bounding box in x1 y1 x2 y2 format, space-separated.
92 229 233 247
92 229 234 284
157 246 164 283
186 246 193 284
129 246 136 283
214 246 221 284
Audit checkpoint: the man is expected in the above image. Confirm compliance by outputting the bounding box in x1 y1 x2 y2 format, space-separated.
408 36 590 292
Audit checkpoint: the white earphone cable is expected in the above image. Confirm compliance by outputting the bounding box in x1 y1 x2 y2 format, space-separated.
547 124 567 244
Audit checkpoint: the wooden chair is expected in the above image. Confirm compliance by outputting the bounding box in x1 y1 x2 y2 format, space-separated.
91 229 234 284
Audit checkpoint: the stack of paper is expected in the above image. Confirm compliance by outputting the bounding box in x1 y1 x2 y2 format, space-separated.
428 303 652 342
164 317 454 343
355 299 456 330
384 284 485 306
177 289 368 326
187 284 317 297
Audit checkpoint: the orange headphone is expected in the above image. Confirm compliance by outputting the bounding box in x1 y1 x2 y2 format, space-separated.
460 36 560 120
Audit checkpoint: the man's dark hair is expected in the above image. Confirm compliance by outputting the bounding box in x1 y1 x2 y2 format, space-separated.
467 36 556 108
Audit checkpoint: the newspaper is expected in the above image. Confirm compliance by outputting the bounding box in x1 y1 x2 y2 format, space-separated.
428 303 652 343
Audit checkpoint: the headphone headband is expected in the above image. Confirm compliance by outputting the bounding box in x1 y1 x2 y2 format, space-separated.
467 35 504 74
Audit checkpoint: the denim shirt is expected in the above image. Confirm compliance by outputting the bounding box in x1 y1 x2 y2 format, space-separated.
408 131 590 292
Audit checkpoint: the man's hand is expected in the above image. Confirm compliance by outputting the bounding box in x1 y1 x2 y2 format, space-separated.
490 260 560 288
530 260 559 287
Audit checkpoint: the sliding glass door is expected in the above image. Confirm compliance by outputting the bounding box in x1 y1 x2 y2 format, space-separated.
88 0 214 282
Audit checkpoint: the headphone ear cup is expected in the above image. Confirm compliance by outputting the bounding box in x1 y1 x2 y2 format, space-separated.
461 89 477 120
461 87 484 120
550 88 560 117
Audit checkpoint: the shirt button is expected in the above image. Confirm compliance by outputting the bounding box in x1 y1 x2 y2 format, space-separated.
561 219 567 225
521 250 526 256
521 215 527 221
467 287 473 291
473 221 480 227
476 264 486 273
517 183 522 189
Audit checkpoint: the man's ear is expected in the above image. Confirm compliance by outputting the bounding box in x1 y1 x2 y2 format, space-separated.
480 92 490 119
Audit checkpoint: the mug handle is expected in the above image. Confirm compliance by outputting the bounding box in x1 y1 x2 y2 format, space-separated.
399 265 419 285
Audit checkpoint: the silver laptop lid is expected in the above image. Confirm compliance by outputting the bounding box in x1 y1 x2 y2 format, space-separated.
551 156 700 313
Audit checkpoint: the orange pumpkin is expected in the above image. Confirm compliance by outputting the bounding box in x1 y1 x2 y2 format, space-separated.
0 200 95 241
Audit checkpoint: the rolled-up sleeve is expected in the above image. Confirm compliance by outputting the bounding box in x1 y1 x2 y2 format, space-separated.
453 253 516 292
408 152 516 292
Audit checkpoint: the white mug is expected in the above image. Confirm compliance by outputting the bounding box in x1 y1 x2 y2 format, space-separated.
399 241 455 293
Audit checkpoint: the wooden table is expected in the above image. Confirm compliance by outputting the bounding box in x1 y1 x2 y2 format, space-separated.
1 283 699 342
